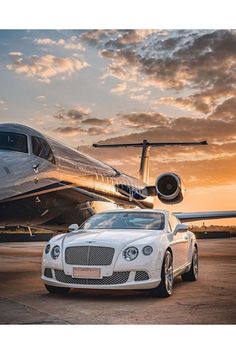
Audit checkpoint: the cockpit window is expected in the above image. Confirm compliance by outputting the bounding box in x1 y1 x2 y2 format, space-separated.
0 132 28 153
31 136 55 164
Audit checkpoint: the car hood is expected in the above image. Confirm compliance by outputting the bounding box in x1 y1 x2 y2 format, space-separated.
63 229 163 248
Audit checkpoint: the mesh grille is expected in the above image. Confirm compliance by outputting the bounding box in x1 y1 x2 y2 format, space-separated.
44 268 53 278
65 246 115 266
134 271 149 281
54 269 130 285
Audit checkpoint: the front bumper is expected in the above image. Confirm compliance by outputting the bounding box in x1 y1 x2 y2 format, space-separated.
41 268 161 290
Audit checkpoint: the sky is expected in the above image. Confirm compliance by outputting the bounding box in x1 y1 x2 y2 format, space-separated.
0 29 236 225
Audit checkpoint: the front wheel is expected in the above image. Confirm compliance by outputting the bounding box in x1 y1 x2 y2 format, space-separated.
151 250 174 298
181 246 198 281
45 284 71 294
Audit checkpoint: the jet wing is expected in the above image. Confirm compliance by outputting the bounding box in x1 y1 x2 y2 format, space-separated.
174 210 236 222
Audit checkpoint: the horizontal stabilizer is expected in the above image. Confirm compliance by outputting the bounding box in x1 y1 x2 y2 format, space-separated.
93 141 208 148
93 139 208 184
174 210 236 222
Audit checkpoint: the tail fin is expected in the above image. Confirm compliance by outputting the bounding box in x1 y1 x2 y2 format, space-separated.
93 140 208 184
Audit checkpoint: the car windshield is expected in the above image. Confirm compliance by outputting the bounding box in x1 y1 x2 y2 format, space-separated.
0 132 28 153
80 212 165 230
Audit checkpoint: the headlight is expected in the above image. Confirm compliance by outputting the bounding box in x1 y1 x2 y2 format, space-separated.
51 245 60 259
45 243 50 254
142 246 153 256
123 247 139 261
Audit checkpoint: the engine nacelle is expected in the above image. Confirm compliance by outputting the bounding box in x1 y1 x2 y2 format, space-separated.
155 172 184 204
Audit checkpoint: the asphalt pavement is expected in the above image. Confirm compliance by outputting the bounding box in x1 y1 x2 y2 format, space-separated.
0 239 236 324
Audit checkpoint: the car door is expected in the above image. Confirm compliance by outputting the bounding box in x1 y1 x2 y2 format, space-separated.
169 213 189 271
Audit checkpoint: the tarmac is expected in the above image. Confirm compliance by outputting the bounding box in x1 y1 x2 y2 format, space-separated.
0 238 236 324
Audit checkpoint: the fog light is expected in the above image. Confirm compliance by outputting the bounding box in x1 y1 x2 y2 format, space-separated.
143 246 153 256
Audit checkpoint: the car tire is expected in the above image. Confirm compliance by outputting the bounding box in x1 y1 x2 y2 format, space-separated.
181 246 198 282
151 250 174 298
45 284 71 294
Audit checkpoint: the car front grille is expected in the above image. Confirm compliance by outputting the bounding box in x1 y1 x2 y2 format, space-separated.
54 269 130 285
65 246 115 266
44 268 53 278
134 271 149 281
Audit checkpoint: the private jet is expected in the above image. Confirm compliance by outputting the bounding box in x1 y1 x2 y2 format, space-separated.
1 123 236 231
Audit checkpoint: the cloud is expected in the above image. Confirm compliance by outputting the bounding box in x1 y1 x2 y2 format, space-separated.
8 51 23 57
54 105 91 123
111 82 127 94
82 29 236 115
6 54 89 82
87 127 111 135
82 118 112 126
34 36 85 51
81 29 166 47
110 81 151 101
0 100 8 111
80 30 118 45
106 30 160 46
54 126 87 136
120 112 170 128
53 104 113 138
158 82 236 115
34 38 59 45
35 95 46 101
209 97 236 121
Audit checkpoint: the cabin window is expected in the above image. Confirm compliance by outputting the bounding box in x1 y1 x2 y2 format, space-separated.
0 132 28 153
31 136 55 164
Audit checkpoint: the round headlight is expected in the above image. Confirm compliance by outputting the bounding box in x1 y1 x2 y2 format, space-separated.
51 245 60 259
123 247 139 261
142 246 153 256
45 243 50 254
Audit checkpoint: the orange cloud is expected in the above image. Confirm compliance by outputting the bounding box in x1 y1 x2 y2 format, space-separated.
6 54 89 82
34 36 85 51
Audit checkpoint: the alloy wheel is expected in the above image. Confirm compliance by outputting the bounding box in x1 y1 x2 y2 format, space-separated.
164 252 173 294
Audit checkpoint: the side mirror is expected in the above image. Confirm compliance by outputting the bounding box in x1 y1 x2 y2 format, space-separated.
174 223 188 234
68 224 79 232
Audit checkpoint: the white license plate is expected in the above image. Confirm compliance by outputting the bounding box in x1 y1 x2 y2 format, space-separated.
73 267 101 279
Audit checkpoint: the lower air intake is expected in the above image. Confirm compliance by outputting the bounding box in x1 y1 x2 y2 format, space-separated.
44 268 53 278
54 270 130 285
134 271 149 281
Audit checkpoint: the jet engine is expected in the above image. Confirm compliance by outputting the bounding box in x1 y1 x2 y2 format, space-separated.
155 172 184 204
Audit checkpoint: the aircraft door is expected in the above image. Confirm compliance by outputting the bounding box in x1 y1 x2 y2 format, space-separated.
30 135 58 187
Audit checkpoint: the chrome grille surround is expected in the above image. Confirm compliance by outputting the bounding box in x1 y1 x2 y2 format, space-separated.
134 271 149 281
44 268 53 278
54 269 130 285
65 246 115 266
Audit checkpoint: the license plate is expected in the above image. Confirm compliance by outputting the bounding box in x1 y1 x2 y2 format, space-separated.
73 267 101 279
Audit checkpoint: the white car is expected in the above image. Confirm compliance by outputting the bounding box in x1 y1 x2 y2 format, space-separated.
42 209 198 297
